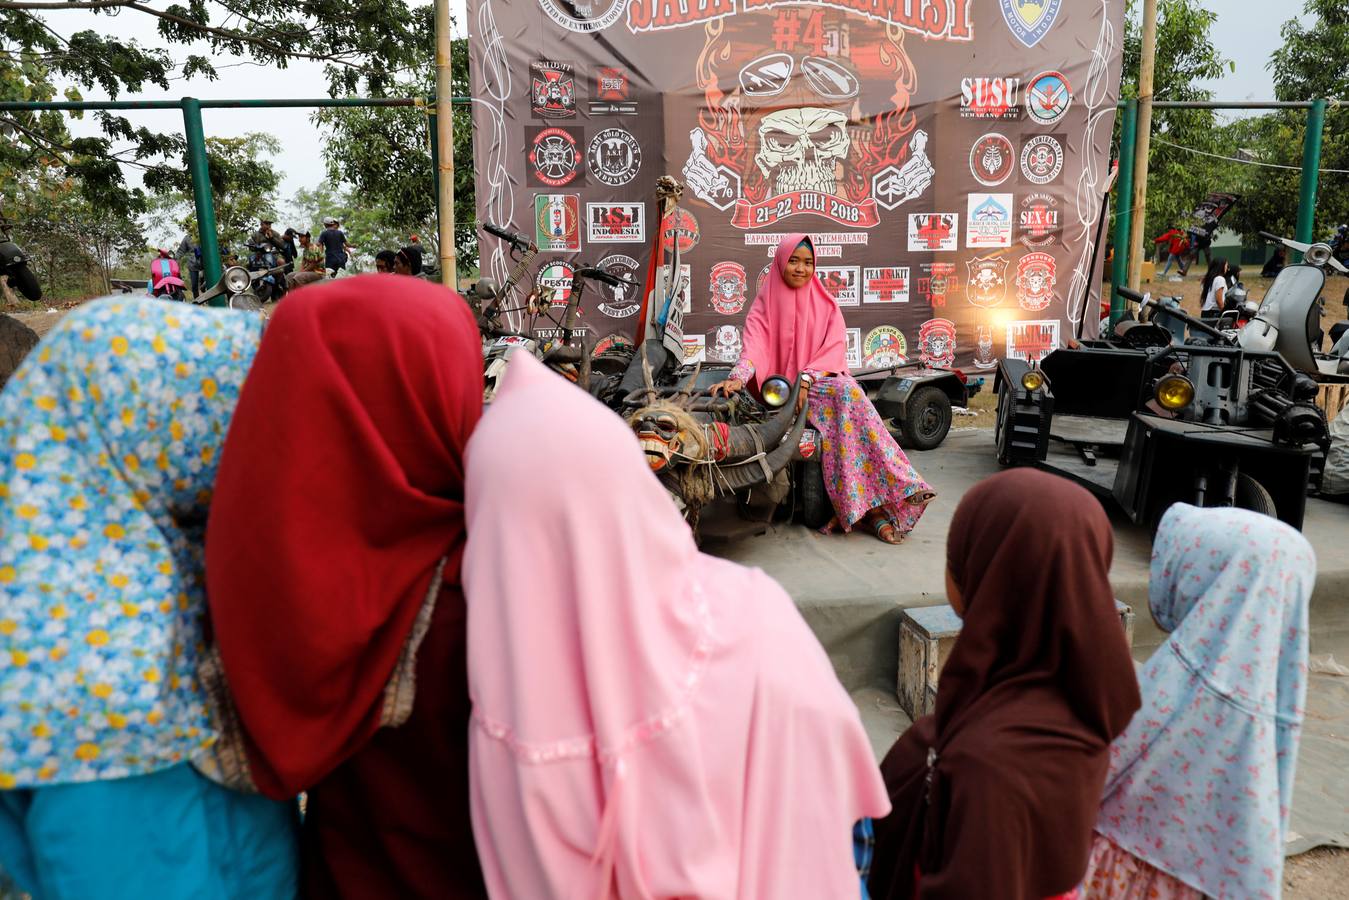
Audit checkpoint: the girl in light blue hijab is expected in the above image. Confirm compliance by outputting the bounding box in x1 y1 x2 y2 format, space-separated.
0 297 297 898
1086 504 1315 899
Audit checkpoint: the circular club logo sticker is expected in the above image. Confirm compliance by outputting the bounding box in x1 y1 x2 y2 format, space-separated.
709 262 748 315
969 133 1015 187
1020 135 1063 185
596 254 640 318
587 128 641 187
755 261 772 297
661 208 700 254
535 261 575 308
919 318 958 368
1025 70 1071 125
536 0 624 33
864 326 908 368
529 128 580 187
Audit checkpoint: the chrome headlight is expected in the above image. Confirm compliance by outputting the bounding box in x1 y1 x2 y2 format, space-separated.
1306 242 1333 266
761 375 792 408
1155 374 1195 410
223 265 251 294
1020 369 1045 391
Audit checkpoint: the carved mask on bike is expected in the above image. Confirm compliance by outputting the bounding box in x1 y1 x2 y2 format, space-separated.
634 408 685 472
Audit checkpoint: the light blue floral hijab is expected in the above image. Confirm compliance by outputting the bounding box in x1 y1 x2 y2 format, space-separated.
0 297 261 788
1095 503 1314 898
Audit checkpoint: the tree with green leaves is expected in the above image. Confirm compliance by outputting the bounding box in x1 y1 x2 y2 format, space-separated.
291 183 415 274
146 132 282 253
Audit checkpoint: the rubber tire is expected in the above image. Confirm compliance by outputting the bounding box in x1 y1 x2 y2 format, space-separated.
7 262 41 302
0 313 40 389
799 461 832 530
1234 472 1277 518
899 386 952 451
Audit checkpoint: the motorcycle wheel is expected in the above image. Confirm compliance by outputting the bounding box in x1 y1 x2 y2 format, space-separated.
0 313 40 389
1233 473 1277 518
898 386 952 451
7 263 41 302
798 461 832 530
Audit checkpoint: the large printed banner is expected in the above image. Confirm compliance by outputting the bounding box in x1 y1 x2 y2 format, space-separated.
468 0 1126 371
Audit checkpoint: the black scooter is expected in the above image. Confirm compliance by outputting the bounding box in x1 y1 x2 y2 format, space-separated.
0 218 41 302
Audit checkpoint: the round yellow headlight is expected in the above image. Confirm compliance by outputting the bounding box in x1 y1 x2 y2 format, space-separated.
1155 374 1195 410
761 376 792 408
1020 369 1045 391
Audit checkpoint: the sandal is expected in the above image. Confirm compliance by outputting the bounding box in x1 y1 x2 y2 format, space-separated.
818 515 841 535
908 490 937 507
865 509 904 545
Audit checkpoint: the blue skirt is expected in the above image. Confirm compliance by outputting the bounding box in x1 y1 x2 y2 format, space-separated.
0 762 298 900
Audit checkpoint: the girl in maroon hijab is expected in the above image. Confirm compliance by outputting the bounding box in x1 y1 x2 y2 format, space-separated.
868 469 1140 900
205 276 486 898
710 234 933 543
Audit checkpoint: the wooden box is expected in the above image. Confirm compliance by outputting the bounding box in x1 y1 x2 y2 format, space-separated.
897 600 1136 721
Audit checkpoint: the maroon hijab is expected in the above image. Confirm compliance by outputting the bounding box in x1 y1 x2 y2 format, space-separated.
868 469 1140 900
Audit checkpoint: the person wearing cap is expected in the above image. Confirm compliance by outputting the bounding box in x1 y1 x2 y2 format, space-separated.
287 230 327 289
250 216 287 256
318 217 353 278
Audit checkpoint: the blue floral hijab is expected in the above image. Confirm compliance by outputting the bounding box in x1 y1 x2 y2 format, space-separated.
0 298 261 788
1095 503 1315 898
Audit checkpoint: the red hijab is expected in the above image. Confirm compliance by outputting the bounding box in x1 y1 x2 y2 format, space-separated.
739 233 848 387
869 469 1140 900
206 276 483 799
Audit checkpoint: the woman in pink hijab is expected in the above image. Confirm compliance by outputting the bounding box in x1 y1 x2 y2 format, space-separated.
463 352 890 899
710 233 934 543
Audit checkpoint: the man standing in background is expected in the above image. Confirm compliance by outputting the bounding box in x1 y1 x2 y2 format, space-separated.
177 232 202 298
318 217 353 277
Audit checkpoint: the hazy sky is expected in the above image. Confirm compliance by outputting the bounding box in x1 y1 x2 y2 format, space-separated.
48 1 1304 231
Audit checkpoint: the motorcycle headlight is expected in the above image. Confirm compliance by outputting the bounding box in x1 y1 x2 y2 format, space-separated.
1155 374 1195 410
1020 369 1045 392
1306 243 1333 266
223 266 251 293
761 375 792 408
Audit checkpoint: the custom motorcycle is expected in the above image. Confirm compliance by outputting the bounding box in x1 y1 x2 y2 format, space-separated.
246 243 290 303
0 215 40 302
193 261 280 311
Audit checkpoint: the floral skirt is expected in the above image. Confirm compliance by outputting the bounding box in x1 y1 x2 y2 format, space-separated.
1082 834 1205 900
808 375 933 534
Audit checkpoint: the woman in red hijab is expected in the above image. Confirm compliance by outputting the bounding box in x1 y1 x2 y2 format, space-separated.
710 233 933 542
205 276 487 898
867 470 1140 900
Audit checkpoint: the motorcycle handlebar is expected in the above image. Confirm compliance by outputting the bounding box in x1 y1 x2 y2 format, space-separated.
1116 286 1145 304
574 266 636 288
1257 231 1284 244
483 222 533 251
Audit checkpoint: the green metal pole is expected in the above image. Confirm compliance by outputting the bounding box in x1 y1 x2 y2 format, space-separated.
181 97 222 298
1294 98 1327 259
1110 99 1138 328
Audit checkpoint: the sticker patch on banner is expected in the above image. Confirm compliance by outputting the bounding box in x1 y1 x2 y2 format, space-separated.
960 77 1020 119
966 193 1013 249
1015 252 1057 311
969 133 1015 186
662 208 700 253
596 254 641 318
587 128 642 186
586 203 645 243
1007 319 1060 364
873 130 935 210
530 61 578 119
818 266 860 306
709 262 748 315
706 324 743 363
755 262 772 298
966 254 1009 308
1025 70 1071 125
845 328 863 368
590 67 637 115
684 127 742 211
538 0 625 33
1018 193 1062 247
999 0 1062 48
660 263 692 313
534 194 582 252
919 319 957 368
918 263 960 307
1020 134 1064 185
682 334 706 364
863 267 910 304
864 326 909 368
592 333 634 357
908 213 959 252
973 323 998 369
535 260 575 308
527 126 585 187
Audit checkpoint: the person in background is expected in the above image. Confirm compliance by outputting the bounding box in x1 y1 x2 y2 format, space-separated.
1199 258 1230 319
249 217 287 256
280 227 298 265
394 246 422 277
1152 226 1189 279
177 232 202 298
1086 505 1313 899
404 235 424 272
206 278 488 899
708 233 935 544
0 297 298 898
868 469 1140 900
464 352 890 899
285 230 326 289
318 216 353 277
1186 226 1213 272
374 250 398 274
1262 245 1287 279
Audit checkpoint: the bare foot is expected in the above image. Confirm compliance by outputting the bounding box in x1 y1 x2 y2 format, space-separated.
818 515 840 535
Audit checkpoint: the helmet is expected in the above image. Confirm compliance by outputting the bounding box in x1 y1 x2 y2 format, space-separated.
323 216 338 226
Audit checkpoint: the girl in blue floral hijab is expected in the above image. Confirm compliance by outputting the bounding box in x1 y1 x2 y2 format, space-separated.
0 298 296 898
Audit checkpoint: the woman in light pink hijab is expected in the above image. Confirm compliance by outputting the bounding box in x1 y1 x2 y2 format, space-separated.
464 352 889 899
711 233 934 543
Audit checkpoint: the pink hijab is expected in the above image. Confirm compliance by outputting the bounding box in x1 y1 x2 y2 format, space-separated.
739 233 849 386
463 353 888 899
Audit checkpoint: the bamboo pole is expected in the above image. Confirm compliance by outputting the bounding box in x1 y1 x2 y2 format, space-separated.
435 0 457 288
